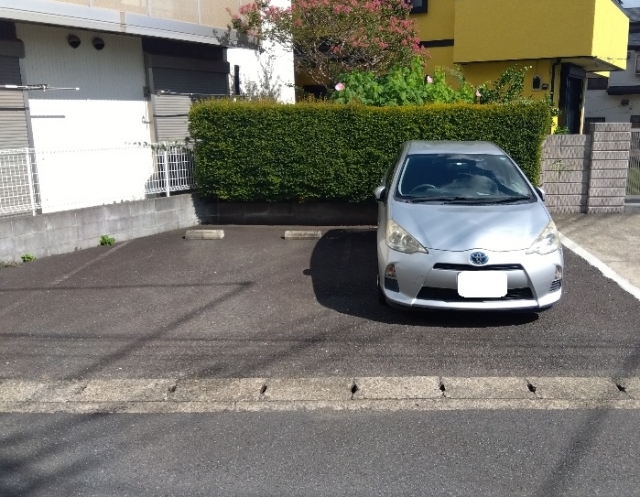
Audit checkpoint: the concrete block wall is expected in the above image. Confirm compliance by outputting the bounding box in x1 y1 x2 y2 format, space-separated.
587 123 631 214
542 123 631 214
0 194 200 262
541 134 591 213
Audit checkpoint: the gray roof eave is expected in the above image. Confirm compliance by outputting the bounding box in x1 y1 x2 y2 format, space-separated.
0 0 258 48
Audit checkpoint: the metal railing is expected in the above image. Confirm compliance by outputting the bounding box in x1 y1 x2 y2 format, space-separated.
0 146 196 217
53 0 241 29
629 132 640 196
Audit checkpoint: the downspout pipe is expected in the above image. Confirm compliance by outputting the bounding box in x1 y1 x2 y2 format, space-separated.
550 58 562 107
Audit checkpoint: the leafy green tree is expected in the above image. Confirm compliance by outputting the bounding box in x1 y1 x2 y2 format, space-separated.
229 0 427 86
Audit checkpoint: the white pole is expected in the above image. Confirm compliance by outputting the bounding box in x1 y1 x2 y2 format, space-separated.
163 149 170 197
25 148 37 216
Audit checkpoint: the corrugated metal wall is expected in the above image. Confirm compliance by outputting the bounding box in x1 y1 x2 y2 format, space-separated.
151 94 193 143
150 60 228 142
0 56 29 149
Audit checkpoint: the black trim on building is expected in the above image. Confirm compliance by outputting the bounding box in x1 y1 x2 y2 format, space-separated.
608 85 640 95
419 39 454 48
0 20 17 40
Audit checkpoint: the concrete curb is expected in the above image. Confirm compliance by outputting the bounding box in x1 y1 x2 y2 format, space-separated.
0 376 637 413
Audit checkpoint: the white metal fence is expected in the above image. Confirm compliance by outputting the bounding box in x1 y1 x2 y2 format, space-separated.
0 146 196 216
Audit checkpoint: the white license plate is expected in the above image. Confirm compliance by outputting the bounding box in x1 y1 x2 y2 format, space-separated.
458 271 507 298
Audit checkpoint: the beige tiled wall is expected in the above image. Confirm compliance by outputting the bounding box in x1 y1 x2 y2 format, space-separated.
51 0 240 27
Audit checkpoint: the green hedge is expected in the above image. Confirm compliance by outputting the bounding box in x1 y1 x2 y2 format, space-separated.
189 100 550 203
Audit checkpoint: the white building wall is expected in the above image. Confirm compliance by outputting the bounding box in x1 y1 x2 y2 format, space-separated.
585 50 640 122
225 0 295 103
16 23 154 212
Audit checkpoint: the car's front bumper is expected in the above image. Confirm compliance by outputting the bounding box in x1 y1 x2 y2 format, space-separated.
378 240 563 311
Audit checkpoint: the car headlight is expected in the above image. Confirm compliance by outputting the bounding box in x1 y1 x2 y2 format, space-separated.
386 220 428 254
526 220 561 255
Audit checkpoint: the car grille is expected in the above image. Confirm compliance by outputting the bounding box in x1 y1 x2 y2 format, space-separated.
416 286 535 302
550 280 562 292
432 263 525 272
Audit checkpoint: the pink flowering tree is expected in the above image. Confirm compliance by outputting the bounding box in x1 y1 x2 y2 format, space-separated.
229 0 427 86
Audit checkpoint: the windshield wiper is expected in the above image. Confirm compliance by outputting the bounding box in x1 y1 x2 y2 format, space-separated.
407 196 477 203
482 195 532 204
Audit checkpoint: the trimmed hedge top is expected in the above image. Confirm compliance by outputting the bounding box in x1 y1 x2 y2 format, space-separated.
189 100 550 203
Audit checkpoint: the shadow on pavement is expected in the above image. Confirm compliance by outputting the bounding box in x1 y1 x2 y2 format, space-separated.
308 229 538 328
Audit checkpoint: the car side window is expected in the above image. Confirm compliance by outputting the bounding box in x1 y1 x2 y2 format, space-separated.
384 150 403 190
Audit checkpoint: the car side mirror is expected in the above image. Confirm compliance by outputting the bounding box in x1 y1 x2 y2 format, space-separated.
374 186 387 202
535 187 546 202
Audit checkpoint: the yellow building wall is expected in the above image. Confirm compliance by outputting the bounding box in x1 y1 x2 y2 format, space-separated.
591 0 628 71
424 47 454 75
412 0 454 41
460 60 550 95
452 0 623 68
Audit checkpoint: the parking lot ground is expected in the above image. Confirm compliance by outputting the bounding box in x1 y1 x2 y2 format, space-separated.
554 213 640 290
1 225 639 381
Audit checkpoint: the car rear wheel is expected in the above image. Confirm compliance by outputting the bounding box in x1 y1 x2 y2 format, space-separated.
377 275 388 305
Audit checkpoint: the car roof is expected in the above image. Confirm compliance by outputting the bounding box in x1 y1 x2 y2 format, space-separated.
405 141 505 156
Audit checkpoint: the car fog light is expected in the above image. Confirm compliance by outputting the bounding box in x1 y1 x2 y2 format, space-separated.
385 264 397 279
554 265 563 280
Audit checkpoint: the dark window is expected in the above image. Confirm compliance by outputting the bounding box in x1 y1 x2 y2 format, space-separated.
584 117 605 134
631 115 640 129
0 20 17 40
587 77 609 90
409 0 428 14
532 76 541 91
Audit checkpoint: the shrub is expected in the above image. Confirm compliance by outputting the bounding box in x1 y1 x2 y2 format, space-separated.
189 100 550 203
331 59 476 107
99 235 116 246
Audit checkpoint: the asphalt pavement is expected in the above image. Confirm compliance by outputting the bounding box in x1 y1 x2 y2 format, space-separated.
2 215 640 496
2 410 640 497
0 225 639 380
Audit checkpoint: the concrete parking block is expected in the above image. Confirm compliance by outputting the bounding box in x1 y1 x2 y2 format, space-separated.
284 230 322 240
442 377 532 399
263 378 353 402
172 379 264 402
528 377 623 400
185 229 224 240
353 376 441 400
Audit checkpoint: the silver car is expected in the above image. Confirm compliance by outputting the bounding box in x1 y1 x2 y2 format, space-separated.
375 141 563 311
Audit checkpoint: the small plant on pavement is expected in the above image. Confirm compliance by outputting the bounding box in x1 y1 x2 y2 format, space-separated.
99 235 116 246
20 253 36 263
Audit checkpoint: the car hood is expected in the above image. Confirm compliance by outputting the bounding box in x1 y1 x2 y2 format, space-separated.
389 200 551 252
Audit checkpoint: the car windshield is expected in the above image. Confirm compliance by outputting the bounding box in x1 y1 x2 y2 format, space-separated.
394 153 535 203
